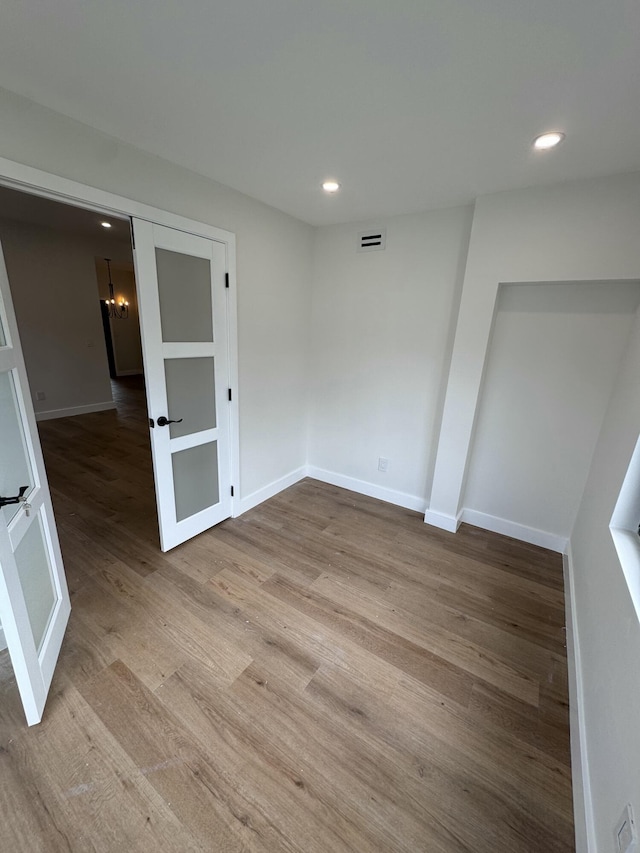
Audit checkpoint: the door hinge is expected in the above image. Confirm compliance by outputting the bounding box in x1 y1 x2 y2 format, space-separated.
225 272 230 288
231 486 234 497
129 219 136 249
228 388 232 401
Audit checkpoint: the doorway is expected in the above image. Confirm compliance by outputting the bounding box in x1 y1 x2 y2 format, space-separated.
0 170 238 724
96 256 144 381
0 184 236 551
0 184 158 577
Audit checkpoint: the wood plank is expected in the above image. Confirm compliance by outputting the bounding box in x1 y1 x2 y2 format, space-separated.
259 571 477 706
1 676 204 852
79 660 277 852
303 661 573 852
310 572 541 705
0 377 574 851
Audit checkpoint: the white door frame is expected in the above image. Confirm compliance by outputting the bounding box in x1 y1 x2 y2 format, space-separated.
0 155 240 518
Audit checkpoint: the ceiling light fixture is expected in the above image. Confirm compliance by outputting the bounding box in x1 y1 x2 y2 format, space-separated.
532 131 565 150
322 180 341 193
100 221 112 228
103 258 129 319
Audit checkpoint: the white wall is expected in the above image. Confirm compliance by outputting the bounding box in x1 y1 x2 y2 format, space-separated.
5 89 640 850
427 172 640 535
0 87 314 499
309 206 473 507
569 307 640 852
464 281 640 540
0 218 125 418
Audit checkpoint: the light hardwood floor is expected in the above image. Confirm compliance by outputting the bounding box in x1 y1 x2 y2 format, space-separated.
0 377 575 852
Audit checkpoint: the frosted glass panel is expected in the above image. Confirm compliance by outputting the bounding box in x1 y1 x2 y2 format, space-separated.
155 249 213 342
15 515 57 652
172 442 219 522
0 371 33 524
165 357 216 439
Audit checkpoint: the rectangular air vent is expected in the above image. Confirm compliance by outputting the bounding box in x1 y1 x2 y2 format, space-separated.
357 228 386 252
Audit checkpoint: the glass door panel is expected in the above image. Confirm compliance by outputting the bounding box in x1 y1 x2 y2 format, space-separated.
14 516 57 652
164 356 217 438
0 370 34 524
172 442 220 522
155 249 213 342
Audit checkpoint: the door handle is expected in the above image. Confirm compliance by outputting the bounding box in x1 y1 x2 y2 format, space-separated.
0 485 29 508
156 416 183 427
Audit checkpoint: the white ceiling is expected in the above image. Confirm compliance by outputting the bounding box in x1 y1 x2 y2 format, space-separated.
0 186 130 242
1 0 639 226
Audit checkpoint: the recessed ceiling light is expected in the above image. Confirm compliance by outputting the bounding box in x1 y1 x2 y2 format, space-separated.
100 221 112 228
322 180 341 193
532 131 565 150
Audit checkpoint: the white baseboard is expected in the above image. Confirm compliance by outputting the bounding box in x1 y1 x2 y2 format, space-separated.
0 625 6 652
234 467 567 558
306 466 427 513
563 546 597 853
35 401 117 422
460 508 568 553
235 466 308 517
235 465 427 520
424 508 461 533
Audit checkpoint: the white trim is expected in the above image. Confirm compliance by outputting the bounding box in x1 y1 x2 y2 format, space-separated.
226 244 240 519
162 342 215 359
115 369 143 377
0 157 239 549
169 428 219 454
610 528 640 624
0 156 234 244
609 433 640 624
35 401 117 421
424 508 461 533
307 466 427 513
563 546 597 853
459 508 568 553
0 624 6 652
236 467 308 516
235 462 570 554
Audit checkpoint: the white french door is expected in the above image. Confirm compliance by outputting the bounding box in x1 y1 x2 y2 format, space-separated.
0 238 70 726
132 220 232 552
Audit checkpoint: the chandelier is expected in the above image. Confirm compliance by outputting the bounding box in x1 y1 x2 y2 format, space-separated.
103 258 129 319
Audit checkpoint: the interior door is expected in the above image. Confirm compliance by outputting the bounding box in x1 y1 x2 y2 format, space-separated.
132 220 232 552
0 239 71 726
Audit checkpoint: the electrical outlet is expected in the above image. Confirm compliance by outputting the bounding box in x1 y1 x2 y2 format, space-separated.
378 457 388 473
616 803 637 853
35 390 46 401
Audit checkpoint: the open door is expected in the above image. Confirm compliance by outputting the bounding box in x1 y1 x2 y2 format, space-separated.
132 220 232 552
0 239 71 726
